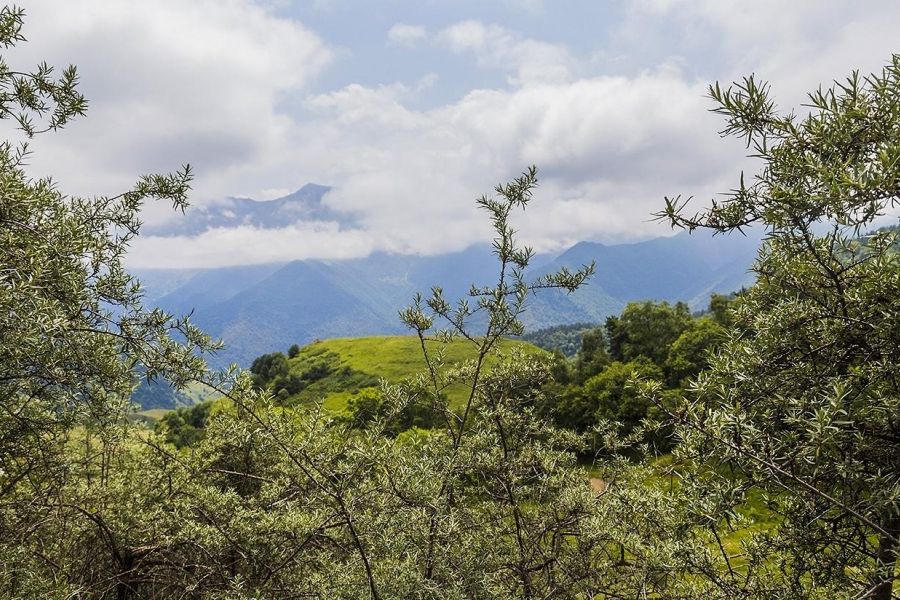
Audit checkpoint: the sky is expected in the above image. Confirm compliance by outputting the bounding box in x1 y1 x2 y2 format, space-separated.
7 0 900 268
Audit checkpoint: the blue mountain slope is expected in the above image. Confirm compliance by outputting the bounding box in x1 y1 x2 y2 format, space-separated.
136 230 759 373
138 263 284 315
544 229 759 303
191 260 407 367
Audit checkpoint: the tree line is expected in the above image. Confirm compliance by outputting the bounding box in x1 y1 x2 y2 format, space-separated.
205 295 732 453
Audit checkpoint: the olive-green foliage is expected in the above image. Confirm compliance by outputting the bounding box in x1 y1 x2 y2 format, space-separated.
545 298 728 442
249 351 289 388
345 386 441 433
0 9 220 597
157 399 216 448
572 326 610 384
249 349 321 397
346 387 383 426
521 321 597 357
605 300 692 364
706 292 739 327
649 55 900 597
546 349 571 383
664 317 725 387
586 359 663 434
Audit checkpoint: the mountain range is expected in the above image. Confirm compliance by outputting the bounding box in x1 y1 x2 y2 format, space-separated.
143 183 354 236
134 185 762 370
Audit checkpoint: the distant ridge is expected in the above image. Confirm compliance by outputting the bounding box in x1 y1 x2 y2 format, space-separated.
143 184 357 236
135 227 760 370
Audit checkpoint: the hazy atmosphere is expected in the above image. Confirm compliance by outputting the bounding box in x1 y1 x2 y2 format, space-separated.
8 0 900 267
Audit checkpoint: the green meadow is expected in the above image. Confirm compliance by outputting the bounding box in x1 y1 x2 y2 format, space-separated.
279 335 547 412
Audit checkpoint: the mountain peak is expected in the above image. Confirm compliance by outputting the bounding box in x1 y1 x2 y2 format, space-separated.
296 182 331 194
274 183 332 204
144 183 356 236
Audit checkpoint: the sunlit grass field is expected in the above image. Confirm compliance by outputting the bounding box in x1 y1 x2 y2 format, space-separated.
284 335 548 413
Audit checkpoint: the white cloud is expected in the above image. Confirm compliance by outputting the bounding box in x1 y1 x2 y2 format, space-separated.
7 0 331 224
437 20 575 85
617 1 900 103
293 66 737 259
387 23 427 47
129 222 375 269
4 1 899 268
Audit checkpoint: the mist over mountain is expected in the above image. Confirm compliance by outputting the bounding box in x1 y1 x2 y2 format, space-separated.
143 184 355 236
136 224 760 369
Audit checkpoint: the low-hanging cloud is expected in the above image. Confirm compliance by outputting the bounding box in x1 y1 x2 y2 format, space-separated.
129 222 377 269
8 0 332 224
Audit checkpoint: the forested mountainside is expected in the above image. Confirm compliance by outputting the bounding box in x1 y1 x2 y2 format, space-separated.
135 227 759 368
521 322 597 357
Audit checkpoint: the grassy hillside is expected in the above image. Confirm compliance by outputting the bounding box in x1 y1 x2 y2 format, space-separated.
277 335 547 413
131 379 216 410
138 408 174 421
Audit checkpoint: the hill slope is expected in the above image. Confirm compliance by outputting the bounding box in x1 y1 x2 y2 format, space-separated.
271 335 546 413
134 229 760 370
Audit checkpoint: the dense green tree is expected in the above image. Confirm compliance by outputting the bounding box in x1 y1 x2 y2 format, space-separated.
706 292 738 327
521 321 596 357
551 385 597 432
157 399 217 448
587 359 663 436
572 325 610 383
547 349 572 384
664 317 725 387
346 386 441 432
248 351 289 388
605 300 692 364
649 55 900 597
248 350 313 398
603 314 626 361
346 387 384 427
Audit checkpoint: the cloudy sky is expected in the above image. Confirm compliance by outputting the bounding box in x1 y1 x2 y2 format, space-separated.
7 0 900 268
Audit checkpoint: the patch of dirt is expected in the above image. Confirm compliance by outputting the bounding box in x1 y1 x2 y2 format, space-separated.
589 477 607 494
